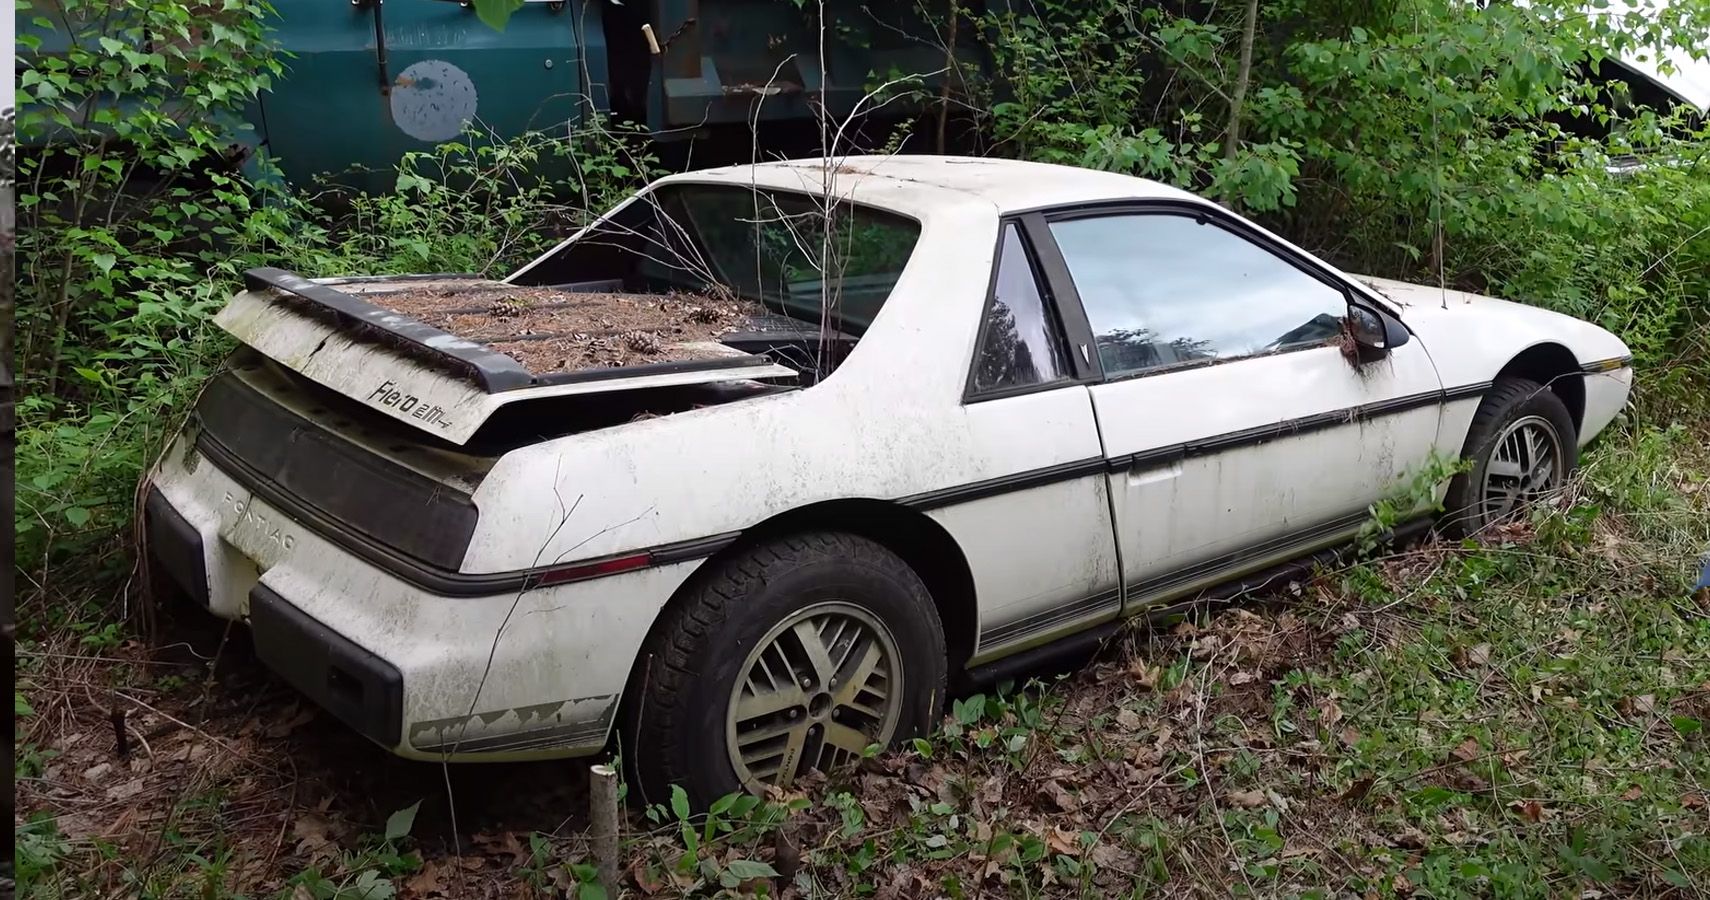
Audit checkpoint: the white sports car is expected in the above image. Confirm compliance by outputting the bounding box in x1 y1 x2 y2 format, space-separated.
145 156 1632 804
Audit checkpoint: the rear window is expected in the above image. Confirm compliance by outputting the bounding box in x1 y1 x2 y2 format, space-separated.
518 184 921 337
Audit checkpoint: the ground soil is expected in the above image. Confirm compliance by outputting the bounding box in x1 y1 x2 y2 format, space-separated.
368 283 762 374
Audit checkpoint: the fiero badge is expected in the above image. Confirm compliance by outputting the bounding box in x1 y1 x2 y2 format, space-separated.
368 380 454 429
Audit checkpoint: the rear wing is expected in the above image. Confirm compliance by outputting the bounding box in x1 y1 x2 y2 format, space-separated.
217 267 795 445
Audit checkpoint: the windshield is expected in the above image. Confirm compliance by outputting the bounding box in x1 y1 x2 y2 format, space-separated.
530 183 922 337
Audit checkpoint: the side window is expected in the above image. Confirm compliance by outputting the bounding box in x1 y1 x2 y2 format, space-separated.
1047 214 1348 378
971 225 1072 394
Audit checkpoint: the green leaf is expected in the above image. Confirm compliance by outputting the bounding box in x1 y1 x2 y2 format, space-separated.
576 884 609 900
384 799 422 841
1671 716 1702 736
16 692 35 717
64 507 92 529
669 784 690 822
725 859 779 880
471 0 525 31
91 253 116 274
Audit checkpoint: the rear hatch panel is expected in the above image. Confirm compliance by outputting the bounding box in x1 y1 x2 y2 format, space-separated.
217 268 796 445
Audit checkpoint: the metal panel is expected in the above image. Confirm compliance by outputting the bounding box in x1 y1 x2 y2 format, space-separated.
256 1 605 190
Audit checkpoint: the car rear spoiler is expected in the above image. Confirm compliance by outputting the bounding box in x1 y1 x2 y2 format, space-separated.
218 267 796 445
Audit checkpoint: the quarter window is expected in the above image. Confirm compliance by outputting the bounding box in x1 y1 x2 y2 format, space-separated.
971 225 1071 393
1047 214 1348 378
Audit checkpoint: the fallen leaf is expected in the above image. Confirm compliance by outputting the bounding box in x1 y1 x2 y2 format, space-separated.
1043 780 1078 811
1046 825 1082 857
265 704 317 739
1514 799 1544 823
1128 659 1160 690
106 778 145 801
1339 727 1362 747
404 858 448 896
1339 777 1375 803
630 858 664 895
82 762 112 782
1682 792 1706 810
1631 694 1657 715
1115 708 1143 731
472 831 528 865
1228 790 1267 808
1620 785 1644 801
1228 670 1255 686
1451 738 1482 762
1464 643 1492 666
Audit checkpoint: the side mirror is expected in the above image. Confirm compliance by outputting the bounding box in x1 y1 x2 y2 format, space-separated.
1347 304 1410 363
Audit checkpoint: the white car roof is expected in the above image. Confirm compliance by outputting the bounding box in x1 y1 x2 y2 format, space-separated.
655 155 1206 219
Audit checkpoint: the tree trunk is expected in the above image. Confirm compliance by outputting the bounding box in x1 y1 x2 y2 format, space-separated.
1224 0 1261 166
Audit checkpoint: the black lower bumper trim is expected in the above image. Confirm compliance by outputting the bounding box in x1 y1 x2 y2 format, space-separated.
145 488 211 608
249 585 403 748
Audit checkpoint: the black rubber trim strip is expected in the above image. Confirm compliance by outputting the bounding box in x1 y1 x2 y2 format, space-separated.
980 587 1120 649
898 456 1108 510
244 267 537 393
144 487 211 608
1109 386 1488 471
1579 355 1633 374
249 584 404 747
1443 381 1494 402
530 353 764 387
1130 510 1370 598
196 431 738 597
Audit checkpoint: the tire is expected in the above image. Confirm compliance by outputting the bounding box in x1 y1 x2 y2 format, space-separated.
1442 376 1579 537
621 532 947 808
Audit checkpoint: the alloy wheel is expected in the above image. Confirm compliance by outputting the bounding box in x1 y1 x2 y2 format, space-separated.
1480 415 1565 523
725 601 903 792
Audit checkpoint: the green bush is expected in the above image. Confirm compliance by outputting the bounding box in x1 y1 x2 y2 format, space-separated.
12 0 659 628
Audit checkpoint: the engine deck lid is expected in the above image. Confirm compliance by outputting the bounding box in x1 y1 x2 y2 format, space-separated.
215 267 797 445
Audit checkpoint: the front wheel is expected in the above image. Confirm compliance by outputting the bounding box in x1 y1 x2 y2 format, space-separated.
621 532 946 808
1443 377 1578 536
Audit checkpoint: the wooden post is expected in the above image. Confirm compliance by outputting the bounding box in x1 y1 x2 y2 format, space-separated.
589 763 621 894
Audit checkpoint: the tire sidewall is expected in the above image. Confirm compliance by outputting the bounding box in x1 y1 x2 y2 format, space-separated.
1447 380 1579 534
637 538 945 806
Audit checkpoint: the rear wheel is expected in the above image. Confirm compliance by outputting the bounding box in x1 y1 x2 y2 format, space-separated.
1443 377 1578 536
622 532 946 807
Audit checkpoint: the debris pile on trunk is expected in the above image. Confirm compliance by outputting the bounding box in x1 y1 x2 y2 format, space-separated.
369 283 762 374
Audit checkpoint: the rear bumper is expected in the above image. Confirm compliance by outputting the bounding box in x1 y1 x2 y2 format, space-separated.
145 436 698 761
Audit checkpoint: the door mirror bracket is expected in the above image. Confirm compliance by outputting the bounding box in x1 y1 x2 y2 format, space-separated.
1347 304 1410 363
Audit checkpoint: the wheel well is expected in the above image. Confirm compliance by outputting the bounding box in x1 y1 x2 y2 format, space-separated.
1496 343 1584 432
706 499 979 672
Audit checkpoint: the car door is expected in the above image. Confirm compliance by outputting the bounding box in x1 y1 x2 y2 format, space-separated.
934 222 1121 663
1027 205 1445 610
